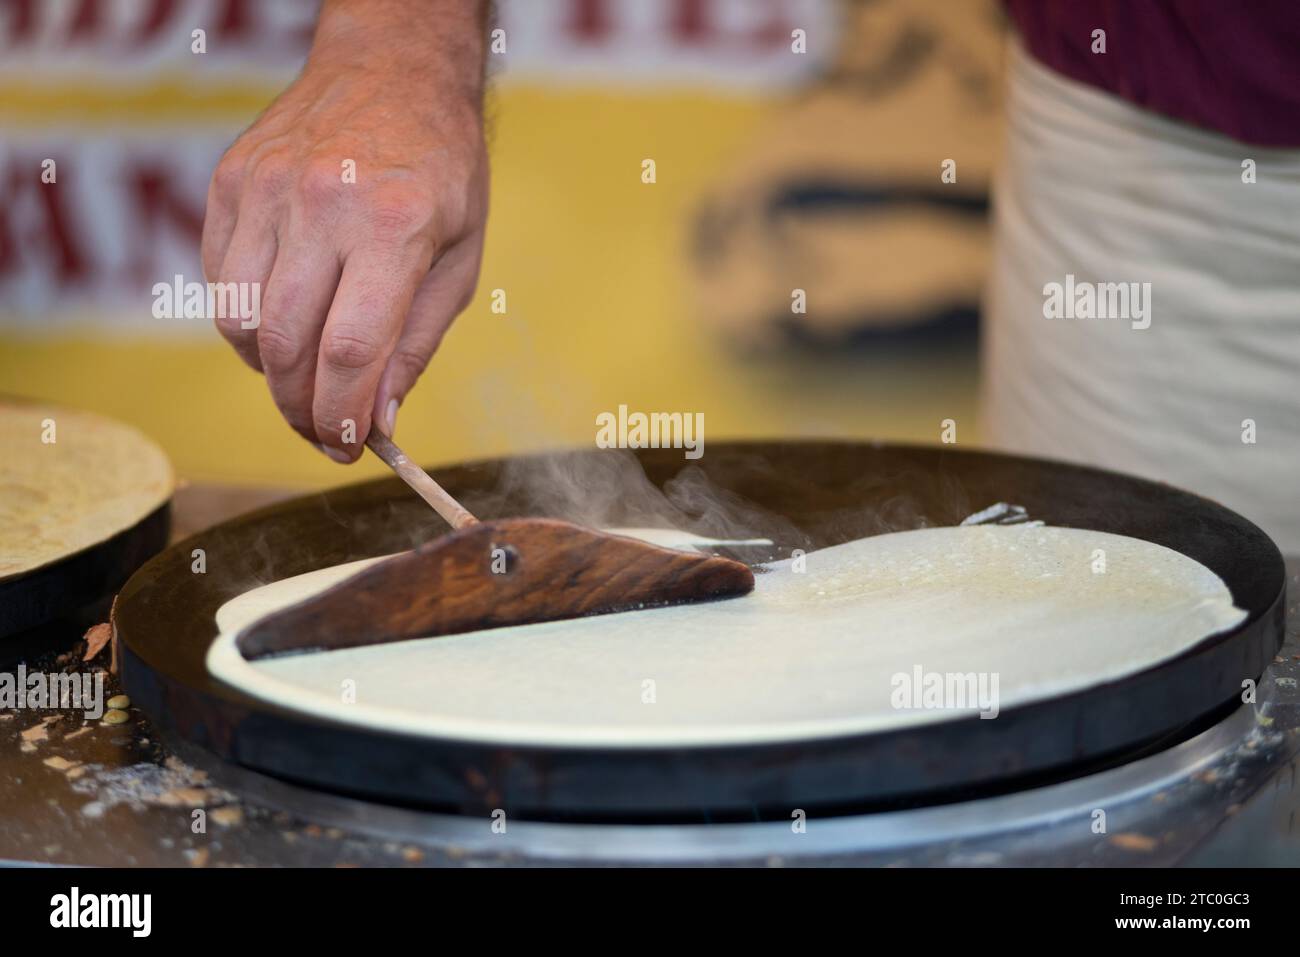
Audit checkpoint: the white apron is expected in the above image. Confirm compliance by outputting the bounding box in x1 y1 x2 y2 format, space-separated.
983 39 1300 553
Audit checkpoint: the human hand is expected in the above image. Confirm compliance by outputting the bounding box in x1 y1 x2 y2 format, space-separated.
202 0 489 461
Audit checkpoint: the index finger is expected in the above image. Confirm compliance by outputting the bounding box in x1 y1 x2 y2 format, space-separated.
311 249 428 460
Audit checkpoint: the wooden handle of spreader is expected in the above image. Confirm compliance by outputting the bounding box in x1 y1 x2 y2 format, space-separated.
366 431 478 530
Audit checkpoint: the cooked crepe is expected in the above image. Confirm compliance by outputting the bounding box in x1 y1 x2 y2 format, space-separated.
0 400 173 580
206 525 1246 747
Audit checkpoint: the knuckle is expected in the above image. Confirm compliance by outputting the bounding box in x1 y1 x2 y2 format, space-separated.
391 347 429 381
364 184 435 240
211 154 247 197
322 327 384 370
296 160 344 209
454 282 476 315
367 203 424 238
257 323 302 374
247 153 295 198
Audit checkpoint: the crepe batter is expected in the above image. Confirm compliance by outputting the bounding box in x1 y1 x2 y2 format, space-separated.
205 523 1246 748
0 401 172 579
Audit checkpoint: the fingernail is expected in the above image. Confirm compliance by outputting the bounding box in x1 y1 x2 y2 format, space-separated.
385 398 399 436
316 443 352 464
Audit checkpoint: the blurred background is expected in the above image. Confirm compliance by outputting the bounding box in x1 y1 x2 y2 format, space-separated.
0 0 1005 489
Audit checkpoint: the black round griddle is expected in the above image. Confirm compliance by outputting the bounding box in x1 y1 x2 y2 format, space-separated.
114 442 1287 822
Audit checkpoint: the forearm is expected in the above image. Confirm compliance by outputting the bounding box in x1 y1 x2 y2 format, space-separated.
309 0 490 105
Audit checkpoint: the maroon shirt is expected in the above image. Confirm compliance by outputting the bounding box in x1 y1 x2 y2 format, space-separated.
1005 0 1300 147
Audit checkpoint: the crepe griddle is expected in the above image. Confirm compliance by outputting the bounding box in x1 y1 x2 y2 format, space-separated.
113 441 1287 822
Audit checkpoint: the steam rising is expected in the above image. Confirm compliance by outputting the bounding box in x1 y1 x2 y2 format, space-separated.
205 444 997 601
473 449 812 552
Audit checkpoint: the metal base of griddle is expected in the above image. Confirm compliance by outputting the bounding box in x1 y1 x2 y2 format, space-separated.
168 677 1298 867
